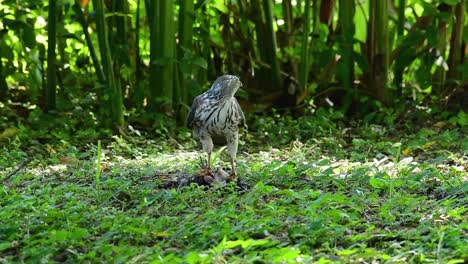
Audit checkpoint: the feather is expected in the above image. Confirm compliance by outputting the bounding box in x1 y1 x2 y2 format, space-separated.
233 97 247 129
186 95 203 128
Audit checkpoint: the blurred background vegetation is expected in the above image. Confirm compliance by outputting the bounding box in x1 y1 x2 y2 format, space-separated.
0 0 466 132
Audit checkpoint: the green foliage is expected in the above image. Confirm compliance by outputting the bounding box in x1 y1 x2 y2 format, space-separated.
0 1 466 261
1 111 466 263
449 111 467 127
0 0 466 125
95 140 102 190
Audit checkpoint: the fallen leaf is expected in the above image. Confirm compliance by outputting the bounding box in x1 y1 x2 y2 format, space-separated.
0 128 19 141
434 121 446 128
402 148 412 155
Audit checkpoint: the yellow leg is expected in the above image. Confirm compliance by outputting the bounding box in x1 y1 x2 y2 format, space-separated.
228 158 237 179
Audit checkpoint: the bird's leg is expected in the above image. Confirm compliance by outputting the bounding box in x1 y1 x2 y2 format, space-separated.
228 158 237 180
199 133 214 176
226 131 239 180
207 152 212 171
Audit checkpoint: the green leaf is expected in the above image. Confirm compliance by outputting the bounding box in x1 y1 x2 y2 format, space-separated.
456 111 467 127
442 0 459 6
223 240 244 249
192 57 207 69
185 251 203 264
354 0 368 42
50 230 69 242
70 227 89 240
22 25 36 48
212 0 228 13
0 242 11 252
369 177 387 189
2 18 24 30
337 248 358 256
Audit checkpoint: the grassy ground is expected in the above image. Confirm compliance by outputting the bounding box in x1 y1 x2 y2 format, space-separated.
1 112 467 263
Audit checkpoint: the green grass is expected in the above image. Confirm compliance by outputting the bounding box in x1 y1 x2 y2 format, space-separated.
0 114 467 263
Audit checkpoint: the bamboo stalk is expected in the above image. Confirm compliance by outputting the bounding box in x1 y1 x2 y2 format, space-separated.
251 0 282 92
135 0 141 82
45 0 57 111
299 0 312 92
144 0 152 27
199 4 210 85
0 58 8 101
134 0 145 108
148 0 158 111
115 0 127 43
93 0 125 126
433 3 451 93
397 0 405 36
262 0 281 90
178 0 194 106
447 0 464 82
338 0 355 111
338 0 355 91
72 3 105 84
149 0 175 112
368 0 390 104
320 0 335 35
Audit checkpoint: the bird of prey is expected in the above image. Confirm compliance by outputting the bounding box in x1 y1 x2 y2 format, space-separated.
186 75 246 179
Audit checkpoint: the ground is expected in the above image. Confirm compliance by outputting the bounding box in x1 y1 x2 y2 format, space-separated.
0 110 467 263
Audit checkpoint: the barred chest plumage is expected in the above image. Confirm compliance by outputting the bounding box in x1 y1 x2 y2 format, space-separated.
195 94 241 135
186 74 245 179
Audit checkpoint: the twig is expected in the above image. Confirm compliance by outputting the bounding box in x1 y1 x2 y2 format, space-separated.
2 158 32 182
298 176 313 182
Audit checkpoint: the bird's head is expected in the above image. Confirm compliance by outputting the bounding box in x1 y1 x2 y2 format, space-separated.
209 75 242 99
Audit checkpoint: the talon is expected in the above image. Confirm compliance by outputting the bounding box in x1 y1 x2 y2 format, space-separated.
228 172 237 180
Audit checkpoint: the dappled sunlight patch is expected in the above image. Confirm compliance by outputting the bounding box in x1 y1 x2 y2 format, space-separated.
183 237 312 263
1 119 466 263
113 150 201 171
31 164 68 177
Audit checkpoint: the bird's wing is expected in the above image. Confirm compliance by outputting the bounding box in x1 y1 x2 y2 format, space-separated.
233 97 247 129
186 95 203 128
